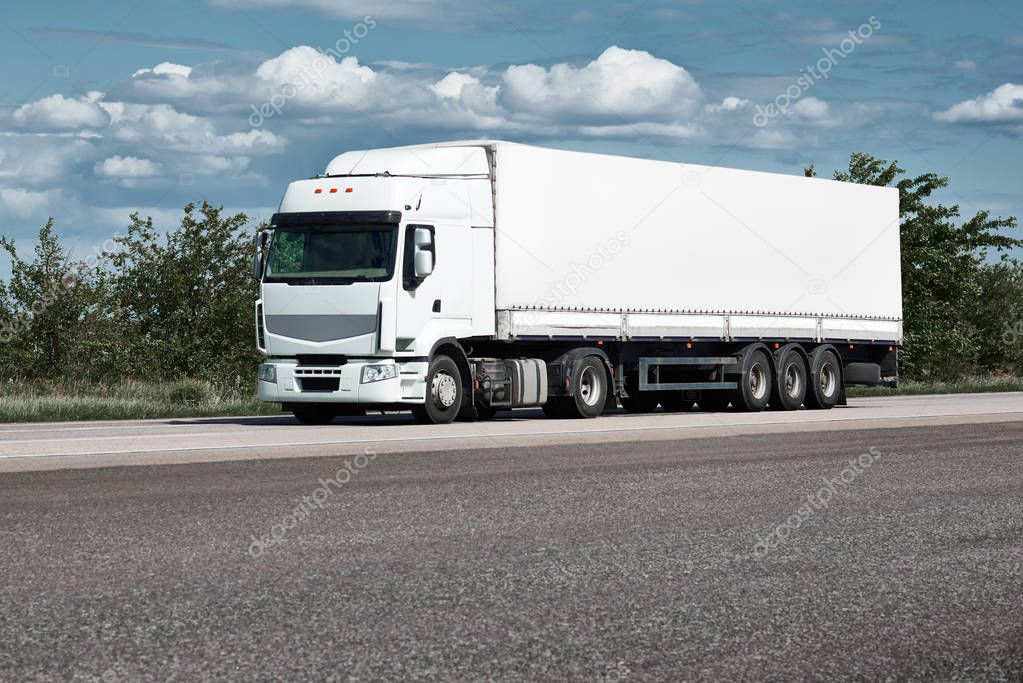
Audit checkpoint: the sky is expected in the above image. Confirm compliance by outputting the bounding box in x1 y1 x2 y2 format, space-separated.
1 0 1022 266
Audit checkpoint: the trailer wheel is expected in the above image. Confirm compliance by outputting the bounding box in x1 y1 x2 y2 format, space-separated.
735 348 773 412
769 348 808 411
659 392 695 412
554 356 607 419
805 348 842 410
620 393 659 413
412 355 463 424
292 406 337 425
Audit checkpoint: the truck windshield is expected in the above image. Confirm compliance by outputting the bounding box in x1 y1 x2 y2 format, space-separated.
264 225 398 284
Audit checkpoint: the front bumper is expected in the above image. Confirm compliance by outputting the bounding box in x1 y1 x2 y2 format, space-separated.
258 358 429 405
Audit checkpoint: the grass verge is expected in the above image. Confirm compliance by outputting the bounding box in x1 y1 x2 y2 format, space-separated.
847 376 1023 397
0 379 280 423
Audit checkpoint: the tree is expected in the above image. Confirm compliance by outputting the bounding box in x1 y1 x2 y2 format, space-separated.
808 154 1022 378
0 219 113 380
99 201 261 385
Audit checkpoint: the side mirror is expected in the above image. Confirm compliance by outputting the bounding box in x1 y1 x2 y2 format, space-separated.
253 231 269 280
414 249 434 278
414 227 433 248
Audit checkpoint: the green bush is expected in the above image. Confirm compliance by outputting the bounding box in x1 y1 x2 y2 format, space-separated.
165 380 215 407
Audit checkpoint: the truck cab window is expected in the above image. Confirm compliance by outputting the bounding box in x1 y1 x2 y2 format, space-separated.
265 224 398 284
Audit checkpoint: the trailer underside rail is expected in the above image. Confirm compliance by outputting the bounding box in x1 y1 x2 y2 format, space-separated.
638 356 739 392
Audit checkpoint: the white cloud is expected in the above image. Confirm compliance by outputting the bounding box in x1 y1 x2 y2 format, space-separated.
132 62 193 78
106 102 285 154
0 187 56 218
11 94 110 131
935 83 1023 123
94 155 163 178
255 46 383 110
706 96 750 113
0 133 96 183
430 72 480 100
500 47 702 123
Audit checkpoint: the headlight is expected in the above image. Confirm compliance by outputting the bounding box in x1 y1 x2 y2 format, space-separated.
258 363 277 383
361 363 397 383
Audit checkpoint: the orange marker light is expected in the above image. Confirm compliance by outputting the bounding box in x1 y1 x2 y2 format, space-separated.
345 187 354 193
686 342 692 349
314 188 322 194
329 188 338 193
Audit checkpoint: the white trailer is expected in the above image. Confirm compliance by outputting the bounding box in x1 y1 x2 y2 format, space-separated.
255 141 901 424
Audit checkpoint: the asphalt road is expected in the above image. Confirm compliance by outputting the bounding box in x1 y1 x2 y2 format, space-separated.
1 402 1022 680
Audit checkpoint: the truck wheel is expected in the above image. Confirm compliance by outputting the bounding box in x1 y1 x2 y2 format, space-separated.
620 393 659 413
697 391 732 411
735 348 773 412
292 406 337 425
769 348 807 411
659 392 695 412
805 349 842 410
560 356 608 419
412 355 462 424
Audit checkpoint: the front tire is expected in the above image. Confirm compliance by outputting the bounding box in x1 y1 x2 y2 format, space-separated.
412 355 463 424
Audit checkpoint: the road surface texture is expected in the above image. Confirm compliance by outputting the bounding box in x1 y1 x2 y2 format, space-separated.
1 394 1022 680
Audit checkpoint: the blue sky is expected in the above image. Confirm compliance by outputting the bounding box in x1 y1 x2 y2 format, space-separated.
1 0 1022 264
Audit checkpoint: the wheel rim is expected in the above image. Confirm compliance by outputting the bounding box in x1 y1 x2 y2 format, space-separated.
431 371 458 408
578 366 602 407
819 362 837 398
785 362 802 399
749 362 767 401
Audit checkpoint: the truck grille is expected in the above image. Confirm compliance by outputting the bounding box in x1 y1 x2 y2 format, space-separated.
298 377 340 392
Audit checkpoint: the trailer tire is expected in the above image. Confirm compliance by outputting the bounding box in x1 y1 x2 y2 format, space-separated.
769 347 808 411
620 393 659 413
806 348 842 410
292 406 337 425
735 348 773 412
412 355 463 424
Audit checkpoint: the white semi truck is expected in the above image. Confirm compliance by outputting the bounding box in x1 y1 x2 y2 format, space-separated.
254 141 901 424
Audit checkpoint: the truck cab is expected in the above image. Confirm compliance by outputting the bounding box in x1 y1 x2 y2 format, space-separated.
255 144 497 423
